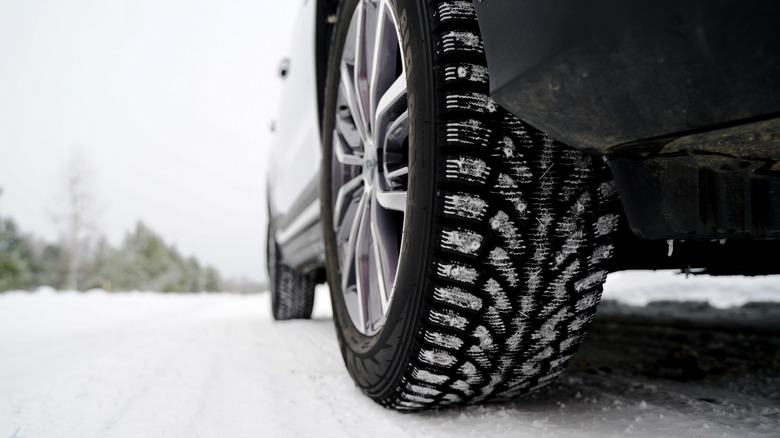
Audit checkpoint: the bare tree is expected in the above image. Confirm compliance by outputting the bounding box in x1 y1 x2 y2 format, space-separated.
55 150 100 291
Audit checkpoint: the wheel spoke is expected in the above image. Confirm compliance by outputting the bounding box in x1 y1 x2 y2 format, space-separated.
335 107 362 149
353 192 372 333
340 190 365 294
341 190 369 331
382 108 409 187
374 75 407 136
369 0 400 123
334 174 364 228
384 108 409 147
333 129 364 167
370 191 398 313
352 2 372 139
375 189 407 212
385 165 408 180
339 65 370 146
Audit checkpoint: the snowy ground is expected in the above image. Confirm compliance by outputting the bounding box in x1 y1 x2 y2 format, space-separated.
1 271 779 437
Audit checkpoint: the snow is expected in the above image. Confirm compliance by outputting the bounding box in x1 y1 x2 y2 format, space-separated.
602 270 780 308
434 286 483 311
437 262 480 284
444 193 488 220
441 229 483 255
443 31 482 50
1 271 779 437
446 156 490 183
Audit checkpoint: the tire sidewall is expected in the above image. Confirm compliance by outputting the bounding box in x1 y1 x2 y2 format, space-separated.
321 0 436 397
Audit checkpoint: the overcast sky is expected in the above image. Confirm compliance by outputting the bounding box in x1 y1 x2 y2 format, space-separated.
0 0 304 283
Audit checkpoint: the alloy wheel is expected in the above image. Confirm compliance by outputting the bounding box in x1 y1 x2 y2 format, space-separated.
330 0 408 336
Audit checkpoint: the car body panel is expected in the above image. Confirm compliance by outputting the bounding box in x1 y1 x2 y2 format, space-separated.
267 0 324 266
473 0 780 153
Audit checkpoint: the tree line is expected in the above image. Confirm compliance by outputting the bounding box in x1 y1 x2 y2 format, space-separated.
0 217 221 292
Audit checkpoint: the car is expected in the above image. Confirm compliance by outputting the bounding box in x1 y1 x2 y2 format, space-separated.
266 0 780 410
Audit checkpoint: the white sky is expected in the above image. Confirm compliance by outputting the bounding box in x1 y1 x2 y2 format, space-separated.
0 0 303 282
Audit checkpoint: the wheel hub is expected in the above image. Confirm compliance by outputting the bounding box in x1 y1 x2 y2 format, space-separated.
363 143 377 187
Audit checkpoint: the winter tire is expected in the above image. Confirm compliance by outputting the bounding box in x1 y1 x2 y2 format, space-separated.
268 229 316 320
321 0 620 410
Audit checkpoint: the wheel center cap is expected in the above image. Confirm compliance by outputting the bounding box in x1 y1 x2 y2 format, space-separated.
363 146 377 186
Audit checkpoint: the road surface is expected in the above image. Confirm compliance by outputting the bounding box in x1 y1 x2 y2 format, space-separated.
1 272 778 437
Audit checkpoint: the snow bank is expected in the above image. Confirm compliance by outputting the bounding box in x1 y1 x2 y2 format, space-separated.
603 270 780 307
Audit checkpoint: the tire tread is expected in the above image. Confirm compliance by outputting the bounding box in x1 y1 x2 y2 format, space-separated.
271 262 316 320
374 0 620 409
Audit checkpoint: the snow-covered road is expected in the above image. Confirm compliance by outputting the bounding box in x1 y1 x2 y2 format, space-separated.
1 272 779 437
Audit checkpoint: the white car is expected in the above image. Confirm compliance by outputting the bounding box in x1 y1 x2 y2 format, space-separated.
267 0 780 410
